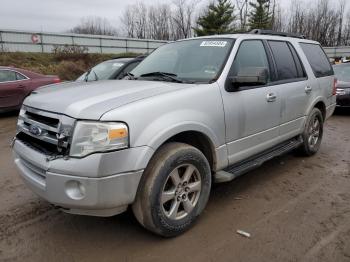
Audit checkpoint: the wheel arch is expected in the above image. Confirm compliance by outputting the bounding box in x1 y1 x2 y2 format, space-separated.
306 97 326 120
160 130 217 172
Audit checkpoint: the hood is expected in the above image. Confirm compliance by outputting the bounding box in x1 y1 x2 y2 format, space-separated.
24 80 187 119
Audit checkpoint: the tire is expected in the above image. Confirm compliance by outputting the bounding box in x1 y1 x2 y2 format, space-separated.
298 108 324 156
132 142 211 237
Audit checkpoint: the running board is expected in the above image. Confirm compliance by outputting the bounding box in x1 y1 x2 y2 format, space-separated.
215 136 303 183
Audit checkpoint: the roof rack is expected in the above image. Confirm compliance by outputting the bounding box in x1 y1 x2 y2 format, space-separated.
249 29 305 39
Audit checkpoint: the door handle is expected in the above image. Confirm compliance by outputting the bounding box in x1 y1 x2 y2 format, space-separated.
305 86 312 93
266 93 277 102
17 84 25 88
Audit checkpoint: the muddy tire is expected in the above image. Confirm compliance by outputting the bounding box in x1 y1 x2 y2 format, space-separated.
132 142 211 237
298 108 324 156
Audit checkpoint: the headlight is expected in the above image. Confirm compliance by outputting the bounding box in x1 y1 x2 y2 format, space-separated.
70 121 128 157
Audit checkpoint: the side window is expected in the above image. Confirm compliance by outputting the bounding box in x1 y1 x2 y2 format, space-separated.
268 41 299 80
300 43 333 78
0 70 16 83
231 40 270 82
16 72 27 80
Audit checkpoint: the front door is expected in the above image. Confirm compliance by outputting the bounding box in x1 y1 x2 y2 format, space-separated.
221 40 282 165
0 70 28 108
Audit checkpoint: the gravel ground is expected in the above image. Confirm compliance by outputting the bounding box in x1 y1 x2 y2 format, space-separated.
0 109 349 262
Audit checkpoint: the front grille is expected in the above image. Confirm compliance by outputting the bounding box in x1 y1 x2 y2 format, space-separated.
25 111 59 128
17 132 60 155
16 107 73 156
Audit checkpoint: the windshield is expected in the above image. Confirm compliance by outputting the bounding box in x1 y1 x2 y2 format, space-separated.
333 64 350 82
131 38 235 83
77 61 125 81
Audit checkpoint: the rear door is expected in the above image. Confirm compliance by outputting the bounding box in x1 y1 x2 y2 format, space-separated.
299 43 335 109
0 70 28 108
222 39 282 164
266 40 310 140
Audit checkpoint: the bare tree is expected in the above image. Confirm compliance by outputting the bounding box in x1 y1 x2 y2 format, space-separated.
285 0 348 46
148 4 172 40
70 16 117 36
235 0 249 31
121 7 137 38
172 0 198 39
337 0 346 46
121 3 148 39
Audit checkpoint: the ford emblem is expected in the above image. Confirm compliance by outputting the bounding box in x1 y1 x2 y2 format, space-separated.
29 125 42 136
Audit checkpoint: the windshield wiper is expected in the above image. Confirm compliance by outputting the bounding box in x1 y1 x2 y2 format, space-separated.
140 72 190 83
126 72 136 80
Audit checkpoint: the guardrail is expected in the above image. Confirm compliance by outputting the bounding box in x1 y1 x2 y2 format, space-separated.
0 29 167 54
323 46 350 58
1 29 348 58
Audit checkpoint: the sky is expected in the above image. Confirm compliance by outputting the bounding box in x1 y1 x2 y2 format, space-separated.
0 0 337 33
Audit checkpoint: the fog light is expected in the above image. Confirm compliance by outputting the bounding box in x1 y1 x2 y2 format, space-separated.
65 180 86 200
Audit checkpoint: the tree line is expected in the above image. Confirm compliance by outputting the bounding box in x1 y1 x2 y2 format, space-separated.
70 0 350 47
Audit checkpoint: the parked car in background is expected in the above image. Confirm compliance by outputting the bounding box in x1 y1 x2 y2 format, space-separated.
76 55 146 82
0 67 60 112
333 64 350 108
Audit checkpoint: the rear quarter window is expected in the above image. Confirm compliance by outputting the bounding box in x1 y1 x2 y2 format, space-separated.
300 43 333 78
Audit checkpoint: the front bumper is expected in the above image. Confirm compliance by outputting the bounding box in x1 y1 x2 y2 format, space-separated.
13 140 154 217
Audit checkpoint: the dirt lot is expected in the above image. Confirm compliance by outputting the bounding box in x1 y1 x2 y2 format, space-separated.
0 110 349 262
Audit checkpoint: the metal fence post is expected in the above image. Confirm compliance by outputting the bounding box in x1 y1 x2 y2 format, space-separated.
126 39 128 53
100 37 103 53
0 31 3 52
40 33 44 53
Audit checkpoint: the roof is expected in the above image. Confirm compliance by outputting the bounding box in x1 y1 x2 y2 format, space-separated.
182 33 319 45
105 58 134 63
106 55 146 63
0 66 46 78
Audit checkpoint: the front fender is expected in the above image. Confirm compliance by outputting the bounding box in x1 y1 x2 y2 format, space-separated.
133 109 221 150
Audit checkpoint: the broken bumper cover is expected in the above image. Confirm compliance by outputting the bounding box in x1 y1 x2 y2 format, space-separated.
12 140 153 217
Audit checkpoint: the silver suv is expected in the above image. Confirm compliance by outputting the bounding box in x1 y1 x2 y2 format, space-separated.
12 31 336 237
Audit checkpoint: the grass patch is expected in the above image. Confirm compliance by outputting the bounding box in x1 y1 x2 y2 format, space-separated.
0 51 140 81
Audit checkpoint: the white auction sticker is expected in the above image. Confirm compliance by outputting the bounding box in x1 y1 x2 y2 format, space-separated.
200 41 227 47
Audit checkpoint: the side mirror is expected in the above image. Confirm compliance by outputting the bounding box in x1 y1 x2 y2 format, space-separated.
227 67 268 91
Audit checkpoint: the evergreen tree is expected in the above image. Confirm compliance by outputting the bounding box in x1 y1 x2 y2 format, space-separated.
194 0 236 36
248 0 272 30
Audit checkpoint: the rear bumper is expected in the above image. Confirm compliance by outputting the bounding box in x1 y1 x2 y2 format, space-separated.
336 94 350 107
12 140 151 217
326 103 336 119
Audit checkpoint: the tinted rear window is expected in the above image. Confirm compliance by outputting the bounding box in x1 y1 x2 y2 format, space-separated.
300 43 333 78
268 41 299 80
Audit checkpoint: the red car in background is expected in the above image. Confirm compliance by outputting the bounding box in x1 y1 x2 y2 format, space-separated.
0 66 60 112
